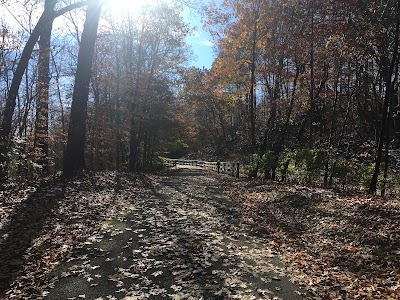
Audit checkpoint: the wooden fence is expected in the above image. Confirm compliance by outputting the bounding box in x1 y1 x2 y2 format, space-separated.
163 158 240 177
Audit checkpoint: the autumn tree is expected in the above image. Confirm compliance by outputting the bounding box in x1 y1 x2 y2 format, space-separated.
198 0 400 192
179 67 240 157
77 1 191 172
205 0 271 155
123 3 190 171
362 0 400 195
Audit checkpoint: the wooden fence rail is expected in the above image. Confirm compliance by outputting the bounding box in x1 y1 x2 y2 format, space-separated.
162 158 240 177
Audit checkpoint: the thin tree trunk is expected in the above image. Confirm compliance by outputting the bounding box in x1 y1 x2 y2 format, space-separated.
89 78 101 170
276 63 300 152
309 2 315 148
369 2 400 195
381 94 393 196
249 4 259 154
381 59 398 196
51 51 66 135
18 70 34 138
324 65 341 187
115 45 122 172
128 21 145 172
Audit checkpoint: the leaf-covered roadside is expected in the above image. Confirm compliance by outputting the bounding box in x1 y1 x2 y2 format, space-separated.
0 172 147 299
219 176 400 299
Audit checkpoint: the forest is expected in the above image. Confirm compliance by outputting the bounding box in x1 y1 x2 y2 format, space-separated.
0 1 399 299
0 0 399 195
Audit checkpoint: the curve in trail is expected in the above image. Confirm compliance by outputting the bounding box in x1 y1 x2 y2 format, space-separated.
45 168 309 299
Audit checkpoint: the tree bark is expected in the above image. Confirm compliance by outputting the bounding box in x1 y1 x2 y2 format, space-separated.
0 10 54 183
309 2 315 148
34 0 56 175
128 22 145 172
369 2 400 195
248 2 260 154
63 0 102 177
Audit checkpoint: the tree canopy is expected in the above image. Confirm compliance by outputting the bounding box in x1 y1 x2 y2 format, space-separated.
0 0 399 195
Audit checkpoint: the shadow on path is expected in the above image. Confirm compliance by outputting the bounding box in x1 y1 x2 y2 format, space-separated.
0 183 64 297
44 168 310 299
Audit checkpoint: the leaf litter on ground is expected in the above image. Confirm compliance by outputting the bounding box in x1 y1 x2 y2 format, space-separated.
1 167 398 299
0 172 146 299
219 176 400 300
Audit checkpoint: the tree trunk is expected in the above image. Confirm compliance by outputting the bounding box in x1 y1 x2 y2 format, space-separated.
17 69 34 138
275 62 300 149
381 59 398 196
248 4 260 154
324 65 341 187
34 0 56 175
51 51 66 135
0 9 54 183
115 48 122 172
63 0 102 177
369 3 400 195
128 22 145 172
309 3 315 148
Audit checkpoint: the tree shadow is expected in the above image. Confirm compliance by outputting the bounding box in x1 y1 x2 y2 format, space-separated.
330 203 400 274
244 181 400 280
253 192 320 237
160 171 247 227
45 169 307 299
0 182 64 297
149 169 308 298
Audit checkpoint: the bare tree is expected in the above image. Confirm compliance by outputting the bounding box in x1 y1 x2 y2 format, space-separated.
63 0 102 177
0 0 87 184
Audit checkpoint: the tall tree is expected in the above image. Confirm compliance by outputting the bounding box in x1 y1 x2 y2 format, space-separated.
63 0 102 177
126 2 190 171
34 0 56 175
0 0 88 184
205 0 270 155
368 0 400 195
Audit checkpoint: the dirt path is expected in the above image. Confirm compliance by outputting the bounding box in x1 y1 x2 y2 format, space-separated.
44 168 309 299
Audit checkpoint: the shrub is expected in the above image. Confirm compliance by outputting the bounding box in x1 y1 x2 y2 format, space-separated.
261 150 279 179
246 154 260 177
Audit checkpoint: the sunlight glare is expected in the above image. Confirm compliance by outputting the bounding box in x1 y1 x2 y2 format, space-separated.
105 0 157 17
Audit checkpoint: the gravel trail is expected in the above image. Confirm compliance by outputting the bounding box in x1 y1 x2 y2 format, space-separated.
45 167 308 299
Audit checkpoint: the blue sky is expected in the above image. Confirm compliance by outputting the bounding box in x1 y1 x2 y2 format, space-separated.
186 29 215 69
2 0 217 69
183 3 216 69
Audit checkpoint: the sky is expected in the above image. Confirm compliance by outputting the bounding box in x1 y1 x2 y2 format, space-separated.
102 0 218 69
1 0 217 69
183 4 216 69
